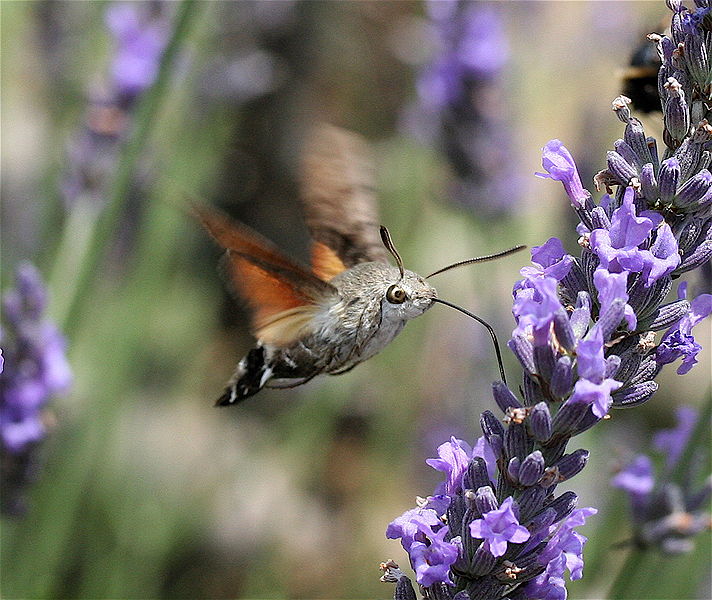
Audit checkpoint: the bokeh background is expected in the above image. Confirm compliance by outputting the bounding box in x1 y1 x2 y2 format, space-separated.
1 1 709 599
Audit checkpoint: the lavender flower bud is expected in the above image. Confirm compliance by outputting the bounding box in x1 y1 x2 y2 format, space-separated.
612 95 632 123
518 451 545 486
674 217 709 253
572 408 602 436
663 77 690 143
474 486 499 514
597 297 627 341
569 291 592 340
533 345 556 382
638 278 673 320
545 491 578 523
394 576 417 600
550 356 574 398
642 299 691 331
681 24 709 87
614 348 643 385
675 169 712 209
552 449 589 482
647 136 660 171
518 486 548 522
553 309 577 352
639 163 659 203
561 260 588 300
523 373 546 407
607 150 639 185
612 380 659 407
480 410 505 440
508 334 535 374
504 423 529 464
591 206 612 231
614 139 641 171
624 118 654 167
507 457 520 482
492 381 522 414
676 238 712 274
464 457 495 491
470 543 498 577
658 157 681 204
630 357 660 385
551 395 590 437
529 402 552 442
673 138 702 181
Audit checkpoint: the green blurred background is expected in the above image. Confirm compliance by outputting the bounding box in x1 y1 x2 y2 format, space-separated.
1 1 709 598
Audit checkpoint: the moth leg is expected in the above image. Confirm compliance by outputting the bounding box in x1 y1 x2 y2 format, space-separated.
265 373 318 389
330 363 360 376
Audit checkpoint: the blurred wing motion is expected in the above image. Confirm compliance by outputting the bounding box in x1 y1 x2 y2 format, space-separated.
194 205 337 347
301 124 389 279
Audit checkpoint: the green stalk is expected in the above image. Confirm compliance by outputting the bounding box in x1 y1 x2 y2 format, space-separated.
53 0 200 336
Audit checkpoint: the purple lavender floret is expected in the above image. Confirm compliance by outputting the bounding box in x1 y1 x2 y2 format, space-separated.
1 263 72 514
611 407 710 554
655 283 712 374
469 496 530 557
536 140 591 209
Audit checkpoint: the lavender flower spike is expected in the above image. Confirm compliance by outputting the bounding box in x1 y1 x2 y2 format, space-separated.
611 408 710 554
1 263 72 514
384 3 712 596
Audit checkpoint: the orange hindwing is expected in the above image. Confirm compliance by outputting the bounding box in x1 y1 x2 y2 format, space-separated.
195 205 337 346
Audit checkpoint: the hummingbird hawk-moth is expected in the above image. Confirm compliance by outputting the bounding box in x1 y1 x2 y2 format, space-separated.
197 124 524 405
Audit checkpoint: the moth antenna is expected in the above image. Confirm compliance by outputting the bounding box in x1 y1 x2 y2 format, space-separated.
431 298 508 384
380 226 405 278
426 245 527 279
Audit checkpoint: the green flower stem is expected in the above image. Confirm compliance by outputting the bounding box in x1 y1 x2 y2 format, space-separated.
607 544 648 599
52 0 201 336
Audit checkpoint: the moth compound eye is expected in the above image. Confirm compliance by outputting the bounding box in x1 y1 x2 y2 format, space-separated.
386 284 407 304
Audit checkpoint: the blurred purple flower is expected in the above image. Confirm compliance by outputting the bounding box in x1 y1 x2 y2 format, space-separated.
1 264 72 454
1 263 72 515
105 2 170 104
611 455 655 501
404 2 520 215
62 2 171 209
611 407 709 554
653 406 698 468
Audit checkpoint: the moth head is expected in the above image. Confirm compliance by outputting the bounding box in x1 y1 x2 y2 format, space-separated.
379 226 436 319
